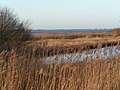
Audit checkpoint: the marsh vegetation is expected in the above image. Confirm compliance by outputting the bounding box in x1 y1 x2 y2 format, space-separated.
0 7 120 90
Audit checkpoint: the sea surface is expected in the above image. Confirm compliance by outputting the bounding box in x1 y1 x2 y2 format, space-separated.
30 29 109 34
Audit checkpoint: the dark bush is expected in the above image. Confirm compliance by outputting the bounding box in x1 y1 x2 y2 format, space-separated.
0 7 31 52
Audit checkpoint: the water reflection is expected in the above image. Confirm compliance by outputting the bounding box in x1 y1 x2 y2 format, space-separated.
44 46 120 64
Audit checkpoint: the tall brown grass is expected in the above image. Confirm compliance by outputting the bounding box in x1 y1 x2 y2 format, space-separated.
30 29 120 48
0 29 120 90
0 49 120 90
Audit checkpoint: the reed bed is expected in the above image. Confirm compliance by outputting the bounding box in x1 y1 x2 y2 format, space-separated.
16 42 120 59
32 31 113 40
0 29 120 90
0 48 120 90
32 29 120 40
30 30 120 47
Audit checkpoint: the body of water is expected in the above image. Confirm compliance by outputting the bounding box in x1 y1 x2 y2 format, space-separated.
31 29 109 34
44 45 120 64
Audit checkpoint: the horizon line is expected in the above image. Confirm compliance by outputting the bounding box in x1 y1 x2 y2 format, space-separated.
30 28 112 30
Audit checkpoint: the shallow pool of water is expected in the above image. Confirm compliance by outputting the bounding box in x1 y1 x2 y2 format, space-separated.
44 46 120 64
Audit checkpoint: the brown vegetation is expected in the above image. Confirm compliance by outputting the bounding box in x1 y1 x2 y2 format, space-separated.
0 49 120 90
31 29 120 48
0 10 120 90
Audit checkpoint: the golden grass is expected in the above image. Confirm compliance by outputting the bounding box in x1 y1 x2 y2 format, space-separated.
0 28 120 90
0 49 120 90
29 37 120 47
30 29 120 47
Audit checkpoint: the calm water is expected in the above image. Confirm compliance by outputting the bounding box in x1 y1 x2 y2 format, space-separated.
31 29 109 34
44 45 120 64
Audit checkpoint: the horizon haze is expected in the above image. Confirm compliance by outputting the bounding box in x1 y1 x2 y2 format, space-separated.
1 0 120 29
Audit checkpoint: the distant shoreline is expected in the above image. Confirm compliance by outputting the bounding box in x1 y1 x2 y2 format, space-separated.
30 29 110 34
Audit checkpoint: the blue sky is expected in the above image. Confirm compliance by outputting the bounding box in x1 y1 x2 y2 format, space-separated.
1 0 120 29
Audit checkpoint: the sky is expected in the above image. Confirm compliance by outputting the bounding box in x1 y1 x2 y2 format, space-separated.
1 0 120 29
